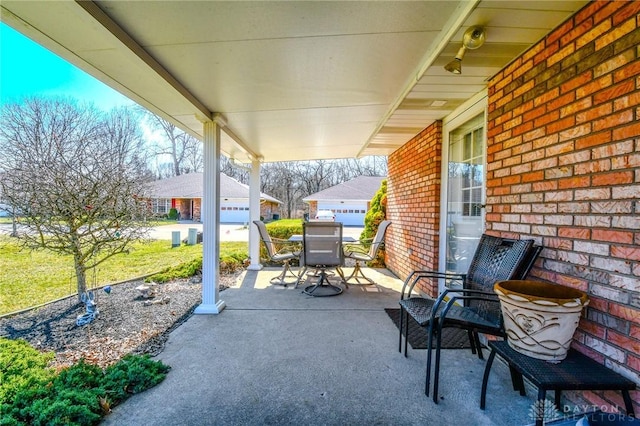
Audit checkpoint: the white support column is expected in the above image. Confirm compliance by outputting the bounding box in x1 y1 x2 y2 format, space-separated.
248 158 262 271
194 119 226 314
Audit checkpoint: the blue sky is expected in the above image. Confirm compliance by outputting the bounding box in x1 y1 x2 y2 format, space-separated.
1 22 135 111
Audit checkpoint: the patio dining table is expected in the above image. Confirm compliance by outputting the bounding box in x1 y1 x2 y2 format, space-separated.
288 234 357 243
292 224 355 297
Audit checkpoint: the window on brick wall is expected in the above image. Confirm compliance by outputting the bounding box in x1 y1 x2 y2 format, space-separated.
152 198 171 215
443 112 485 287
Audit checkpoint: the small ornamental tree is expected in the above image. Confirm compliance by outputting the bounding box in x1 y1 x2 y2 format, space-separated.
361 179 387 267
0 97 153 300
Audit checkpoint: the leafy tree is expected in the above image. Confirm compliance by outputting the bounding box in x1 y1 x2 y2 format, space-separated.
0 97 153 300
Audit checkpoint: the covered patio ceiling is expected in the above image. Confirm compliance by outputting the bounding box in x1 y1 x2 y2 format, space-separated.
1 1 588 163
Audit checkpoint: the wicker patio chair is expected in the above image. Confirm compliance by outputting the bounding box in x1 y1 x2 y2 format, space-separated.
398 234 540 402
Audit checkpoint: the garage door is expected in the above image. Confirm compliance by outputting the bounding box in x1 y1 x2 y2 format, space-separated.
220 204 250 224
320 202 367 226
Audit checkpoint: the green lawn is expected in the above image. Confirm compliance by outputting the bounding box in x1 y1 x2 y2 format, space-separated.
0 236 247 315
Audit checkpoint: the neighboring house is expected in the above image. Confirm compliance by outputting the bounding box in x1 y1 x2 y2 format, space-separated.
303 176 385 226
148 173 281 223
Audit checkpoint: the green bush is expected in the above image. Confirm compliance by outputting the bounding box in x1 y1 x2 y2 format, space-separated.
146 257 203 283
361 179 387 267
0 338 170 426
257 220 303 264
102 355 170 402
220 248 249 273
167 208 179 220
146 242 249 283
0 339 55 407
266 219 303 240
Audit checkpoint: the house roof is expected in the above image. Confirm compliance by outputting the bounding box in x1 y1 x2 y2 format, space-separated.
303 176 385 203
148 173 281 204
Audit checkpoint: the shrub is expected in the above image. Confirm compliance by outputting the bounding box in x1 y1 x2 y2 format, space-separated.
146 257 203 283
257 220 303 264
102 355 170 402
145 242 249 283
361 179 387 267
265 219 303 240
0 338 170 426
0 339 55 407
167 208 179 220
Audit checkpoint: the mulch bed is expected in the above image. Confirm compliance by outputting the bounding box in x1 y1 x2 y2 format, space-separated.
0 272 241 370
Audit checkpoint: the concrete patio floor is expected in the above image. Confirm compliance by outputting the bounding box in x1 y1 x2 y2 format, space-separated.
102 267 540 426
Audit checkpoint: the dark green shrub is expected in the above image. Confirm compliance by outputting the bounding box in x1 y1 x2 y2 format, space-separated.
0 338 170 426
361 179 387 267
167 208 179 220
102 355 170 402
0 339 55 406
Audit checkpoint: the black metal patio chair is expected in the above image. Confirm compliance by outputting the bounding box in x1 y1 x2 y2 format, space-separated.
342 220 391 284
254 220 303 287
398 234 540 403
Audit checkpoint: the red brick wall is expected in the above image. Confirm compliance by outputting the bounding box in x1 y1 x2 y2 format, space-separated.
487 0 640 411
387 122 442 297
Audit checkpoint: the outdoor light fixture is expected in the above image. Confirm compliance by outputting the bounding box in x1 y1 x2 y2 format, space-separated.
444 26 486 74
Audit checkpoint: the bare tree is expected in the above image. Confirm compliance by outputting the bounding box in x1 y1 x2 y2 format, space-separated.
143 112 203 177
220 156 249 184
0 98 153 300
255 156 387 219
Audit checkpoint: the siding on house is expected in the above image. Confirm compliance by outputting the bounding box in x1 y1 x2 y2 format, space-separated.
387 0 640 412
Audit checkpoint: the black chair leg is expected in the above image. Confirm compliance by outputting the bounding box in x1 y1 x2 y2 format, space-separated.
398 307 404 353
425 320 436 397
403 310 410 357
474 333 484 360
432 324 444 404
467 330 477 355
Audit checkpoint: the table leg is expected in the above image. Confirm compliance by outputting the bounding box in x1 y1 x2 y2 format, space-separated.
535 389 546 426
555 390 562 412
622 390 635 417
509 366 526 395
480 348 497 410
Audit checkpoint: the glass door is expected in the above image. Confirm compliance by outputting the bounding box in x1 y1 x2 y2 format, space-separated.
442 112 485 291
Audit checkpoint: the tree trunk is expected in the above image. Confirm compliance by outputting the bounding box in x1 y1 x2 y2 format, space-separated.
73 250 88 301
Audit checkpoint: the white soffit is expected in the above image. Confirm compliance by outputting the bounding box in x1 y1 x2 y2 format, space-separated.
1 1 588 162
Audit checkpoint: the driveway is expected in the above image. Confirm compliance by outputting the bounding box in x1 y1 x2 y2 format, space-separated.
149 222 364 242
0 222 363 242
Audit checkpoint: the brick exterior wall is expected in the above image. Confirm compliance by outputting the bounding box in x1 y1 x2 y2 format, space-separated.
486 1 640 412
261 201 278 220
387 122 442 297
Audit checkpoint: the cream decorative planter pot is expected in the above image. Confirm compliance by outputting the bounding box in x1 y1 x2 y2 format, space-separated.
494 280 589 362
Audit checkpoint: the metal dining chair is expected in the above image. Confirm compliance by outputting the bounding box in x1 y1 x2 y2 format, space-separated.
343 220 391 284
302 221 347 296
253 220 303 287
